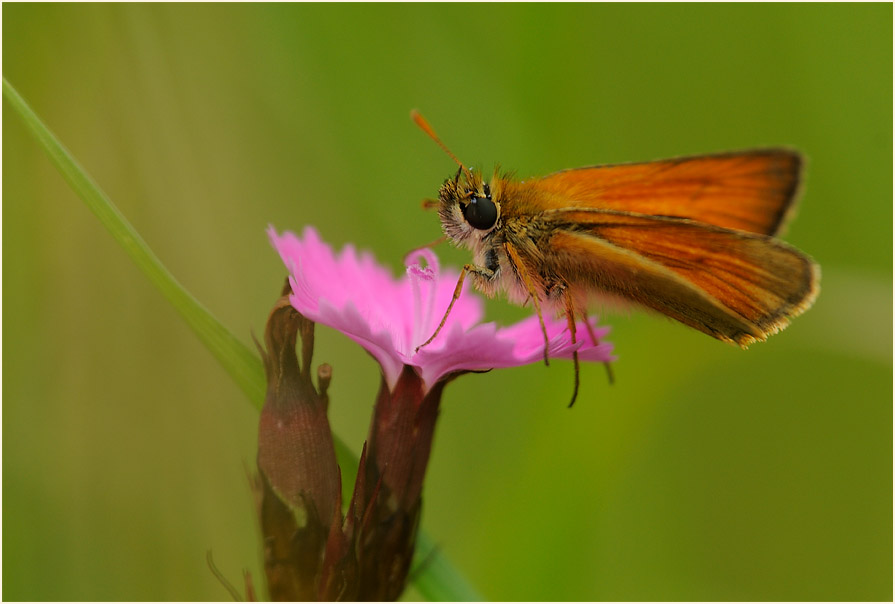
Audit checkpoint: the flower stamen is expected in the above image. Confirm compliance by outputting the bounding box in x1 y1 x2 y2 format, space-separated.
405 248 441 350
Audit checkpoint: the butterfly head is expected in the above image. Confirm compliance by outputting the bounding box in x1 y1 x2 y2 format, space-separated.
437 166 502 247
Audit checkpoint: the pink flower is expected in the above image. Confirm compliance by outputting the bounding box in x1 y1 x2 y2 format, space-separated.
268 226 614 392
264 226 615 597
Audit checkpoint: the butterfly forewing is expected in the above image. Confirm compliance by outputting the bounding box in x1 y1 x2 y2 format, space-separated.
536 150 801 236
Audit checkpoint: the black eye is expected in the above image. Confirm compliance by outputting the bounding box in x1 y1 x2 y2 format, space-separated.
462 196 498 230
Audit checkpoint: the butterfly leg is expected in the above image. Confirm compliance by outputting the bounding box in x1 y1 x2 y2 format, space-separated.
562 289 581 407
581 311 615 385
504 242 550 366
416 263 494 351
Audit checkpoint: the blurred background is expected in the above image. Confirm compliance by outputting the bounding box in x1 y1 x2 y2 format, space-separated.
3 4 891 600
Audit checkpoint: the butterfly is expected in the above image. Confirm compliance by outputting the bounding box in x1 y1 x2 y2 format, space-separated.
412 111 820 404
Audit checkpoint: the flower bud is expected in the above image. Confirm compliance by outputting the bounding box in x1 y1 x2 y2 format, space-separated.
255 291 340 600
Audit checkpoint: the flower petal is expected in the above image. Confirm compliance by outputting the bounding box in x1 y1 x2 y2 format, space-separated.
269 226 615 393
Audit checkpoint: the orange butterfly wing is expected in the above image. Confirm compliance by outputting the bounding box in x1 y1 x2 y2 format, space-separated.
542 210 819 346
536 150 802 236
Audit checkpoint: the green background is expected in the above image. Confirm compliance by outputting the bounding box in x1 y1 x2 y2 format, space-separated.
4 4 891 601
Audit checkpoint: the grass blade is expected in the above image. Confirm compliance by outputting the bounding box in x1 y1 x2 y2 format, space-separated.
2 76 265 407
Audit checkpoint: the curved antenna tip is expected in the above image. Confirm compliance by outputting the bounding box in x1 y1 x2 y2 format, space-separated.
410 110 465 172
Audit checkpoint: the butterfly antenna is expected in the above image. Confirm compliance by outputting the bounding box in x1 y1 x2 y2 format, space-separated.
411 110 473 180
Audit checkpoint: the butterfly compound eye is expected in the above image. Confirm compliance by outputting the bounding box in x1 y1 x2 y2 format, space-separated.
462 196 498 230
